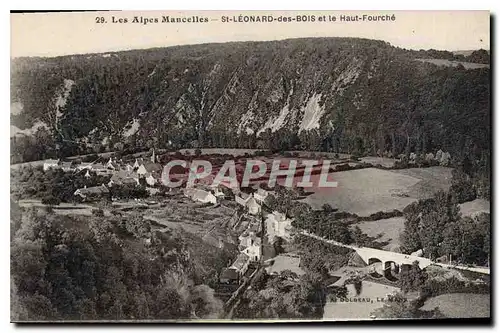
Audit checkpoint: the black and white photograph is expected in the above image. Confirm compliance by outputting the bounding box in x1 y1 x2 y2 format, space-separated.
9 10 491 323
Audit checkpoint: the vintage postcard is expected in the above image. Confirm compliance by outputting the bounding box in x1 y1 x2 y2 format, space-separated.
10 10 490 323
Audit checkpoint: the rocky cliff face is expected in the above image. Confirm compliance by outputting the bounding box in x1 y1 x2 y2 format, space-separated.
10 38 490 162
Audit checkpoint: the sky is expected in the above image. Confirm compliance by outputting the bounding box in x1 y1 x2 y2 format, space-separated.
11 10 490 58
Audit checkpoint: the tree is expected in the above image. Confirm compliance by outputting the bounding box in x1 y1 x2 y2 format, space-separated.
417 192 460 259
42 195 61 206
371 293 444 319
188 285 223 319
398 261 427 294
351 226 371 247
449 169 476 203
400 201 423 254
441 214 490 266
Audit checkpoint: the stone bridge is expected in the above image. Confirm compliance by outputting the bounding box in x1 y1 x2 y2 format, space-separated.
355 246 432 270
300 230 489 275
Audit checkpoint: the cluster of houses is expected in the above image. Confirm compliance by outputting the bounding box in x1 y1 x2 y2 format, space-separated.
41 151 167 202
218 208 293 285
181 179 296 285
209 186 293 285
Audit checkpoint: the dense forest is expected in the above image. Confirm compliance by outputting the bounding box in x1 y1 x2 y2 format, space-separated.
10 202 235 321
11 38 490 170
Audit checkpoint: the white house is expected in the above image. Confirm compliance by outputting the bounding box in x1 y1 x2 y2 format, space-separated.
77 163 93 172
254 188 269 203
92 163 109 175
145 173 157 186
242 244 261 262
133 159 140 169
235 192 252 206
230 253 250 276
239 231 259 248
212 186 225 198
106 158 118 170
246 197 261 215
239 231 262 261
43 159 60 171
265 211 293 242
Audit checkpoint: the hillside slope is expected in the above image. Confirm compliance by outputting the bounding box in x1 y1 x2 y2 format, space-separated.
10 38 490 163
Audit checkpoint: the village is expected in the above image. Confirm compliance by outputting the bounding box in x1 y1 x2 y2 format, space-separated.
40 149 296 293
18 146 488 320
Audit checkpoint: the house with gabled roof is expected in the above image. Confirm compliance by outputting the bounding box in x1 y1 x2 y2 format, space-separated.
230 252 250 276
145 172 160 187
184 188 217 204
106 158 119 170
133 159 140 170
239 231 262 262
137 162 162 178
107 170 139 187
246 197 261 215
265 211 293 242
235 192 252 206
254 188 269 203
73 184 110 202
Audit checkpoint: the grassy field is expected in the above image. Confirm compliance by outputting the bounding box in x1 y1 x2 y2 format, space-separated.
300 166 454 216
323 281 399 320
391 166 453 199
265 253 305 276
300 168 420 216
421 293 490 318
142 196 236 247
459 199 490 218
356 217 405 252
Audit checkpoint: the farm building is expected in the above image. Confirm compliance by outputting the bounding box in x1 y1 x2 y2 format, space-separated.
184 188 217 204
137 162 163 178
73 184 110 202
107 171 139 187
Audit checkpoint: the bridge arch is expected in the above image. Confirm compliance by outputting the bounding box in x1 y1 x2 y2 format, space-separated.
383 261 399 281
367 258 383 279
